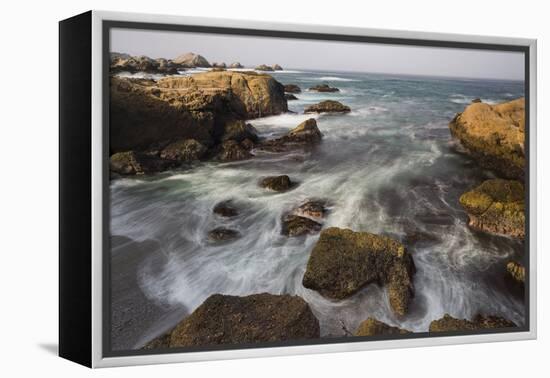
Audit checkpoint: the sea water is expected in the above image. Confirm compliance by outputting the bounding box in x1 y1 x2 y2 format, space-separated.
110 70 525 348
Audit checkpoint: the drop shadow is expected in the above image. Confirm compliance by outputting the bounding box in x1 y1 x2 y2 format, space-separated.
38 343 58 356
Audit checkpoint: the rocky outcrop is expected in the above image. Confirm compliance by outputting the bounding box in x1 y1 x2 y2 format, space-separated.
285 94 298 100
284 84 301 93
255 64 274 71
304 100 350 114
309 84 339 92
173 52 211 67
459 179 525 238
429 314 516 332
110 54 179 74
506 261 525 283
164 293 320 347
207 227 240 242
302 227 415 316
281 215 322 237
273 64 283 71
212 62 226 68
259 175 293 192
217 140 252 161
222 120 259 143
229 62 244 68
355 318 410 336
213 201 238 217
110 71 287 157
160 139 207 162
260 119 323 152
110 151 177 176
449 98 525 179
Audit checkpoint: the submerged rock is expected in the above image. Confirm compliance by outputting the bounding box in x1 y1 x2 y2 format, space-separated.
213 201 239 217
207 227 240 242
293 199 328 220
284 84 301 93
302 227 415 316
172 52 210 67
167 293 320 347
281 215 322 237
309 84 340 92
160 138 207 162
429 314 516 332
355 318 410 336
506 261 525 283
255 64 274 71
459 179 525 238
259 175 293 192
449 98 525 179
304 100 351 114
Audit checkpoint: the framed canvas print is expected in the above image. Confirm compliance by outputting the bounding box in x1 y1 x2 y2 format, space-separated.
59 10 537 368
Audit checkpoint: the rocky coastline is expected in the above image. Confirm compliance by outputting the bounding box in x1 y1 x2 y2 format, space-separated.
109 52 523 350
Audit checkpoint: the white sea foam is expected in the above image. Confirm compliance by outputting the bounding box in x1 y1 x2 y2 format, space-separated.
316 76 359 82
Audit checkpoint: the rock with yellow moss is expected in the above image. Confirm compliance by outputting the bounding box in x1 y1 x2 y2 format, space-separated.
459 179 525 238
449 98 525 179
355 318 410 336
506 261 525 283
302 227 415 316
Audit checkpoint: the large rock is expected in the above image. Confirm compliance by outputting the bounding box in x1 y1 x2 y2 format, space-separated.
255 64 274 71
292 199 328 220
166 293 320 347
272 64 283 71
459 179 525 238
284 84 301 93
160 139 207 162
304 100 350 114
506 261 525 283
302 227 415 316
110 71 287 154
110 151 177 176
222 120 259 143
260 119 323 152
217 140 252 161
173 52 211 67
449 98 525 179
110 54 179 74
355 318 410 336
429 314 516 332
229 62 243 68
309 84 339 92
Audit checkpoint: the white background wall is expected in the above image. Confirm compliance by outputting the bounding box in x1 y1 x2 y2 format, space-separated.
0 0 547 376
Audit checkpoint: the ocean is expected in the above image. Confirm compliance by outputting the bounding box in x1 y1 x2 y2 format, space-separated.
110 69 525 349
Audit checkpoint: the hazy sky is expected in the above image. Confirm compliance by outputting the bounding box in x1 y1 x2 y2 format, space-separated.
111 28 524 80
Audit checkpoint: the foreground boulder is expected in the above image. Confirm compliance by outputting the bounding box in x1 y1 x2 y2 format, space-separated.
302 227 415 316
284 84 301 93
259 175 293 192
355 318 410 336
217 140 252 161
164 294 320 347
449 98 525 179
309 84 339 92
459 179 525 238
506 261 525 283
260 119 322 152
160 139 207 162
429 314 516 332
110 151 177 176
110 71 287 153
305 100 350 114
172 52 210 67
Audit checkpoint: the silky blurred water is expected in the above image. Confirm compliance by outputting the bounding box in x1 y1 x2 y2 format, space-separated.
110 70 525 347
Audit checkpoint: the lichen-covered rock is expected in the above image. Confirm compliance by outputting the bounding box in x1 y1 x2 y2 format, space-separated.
302 227 415 316
217 140 252 161
167 293 320 347
160 139 207 162
284 84 301 93
304 100 350 114
459 179 525 238
172 52 210 67
355 318 410 336
222 120 259 143
309 84 340 92
506 261 525 283
449 98 525 179
259 175 293 192
429 314 516 332
255 64 274 71
213 201 239 217
207 227 240 242
281 215 322 237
